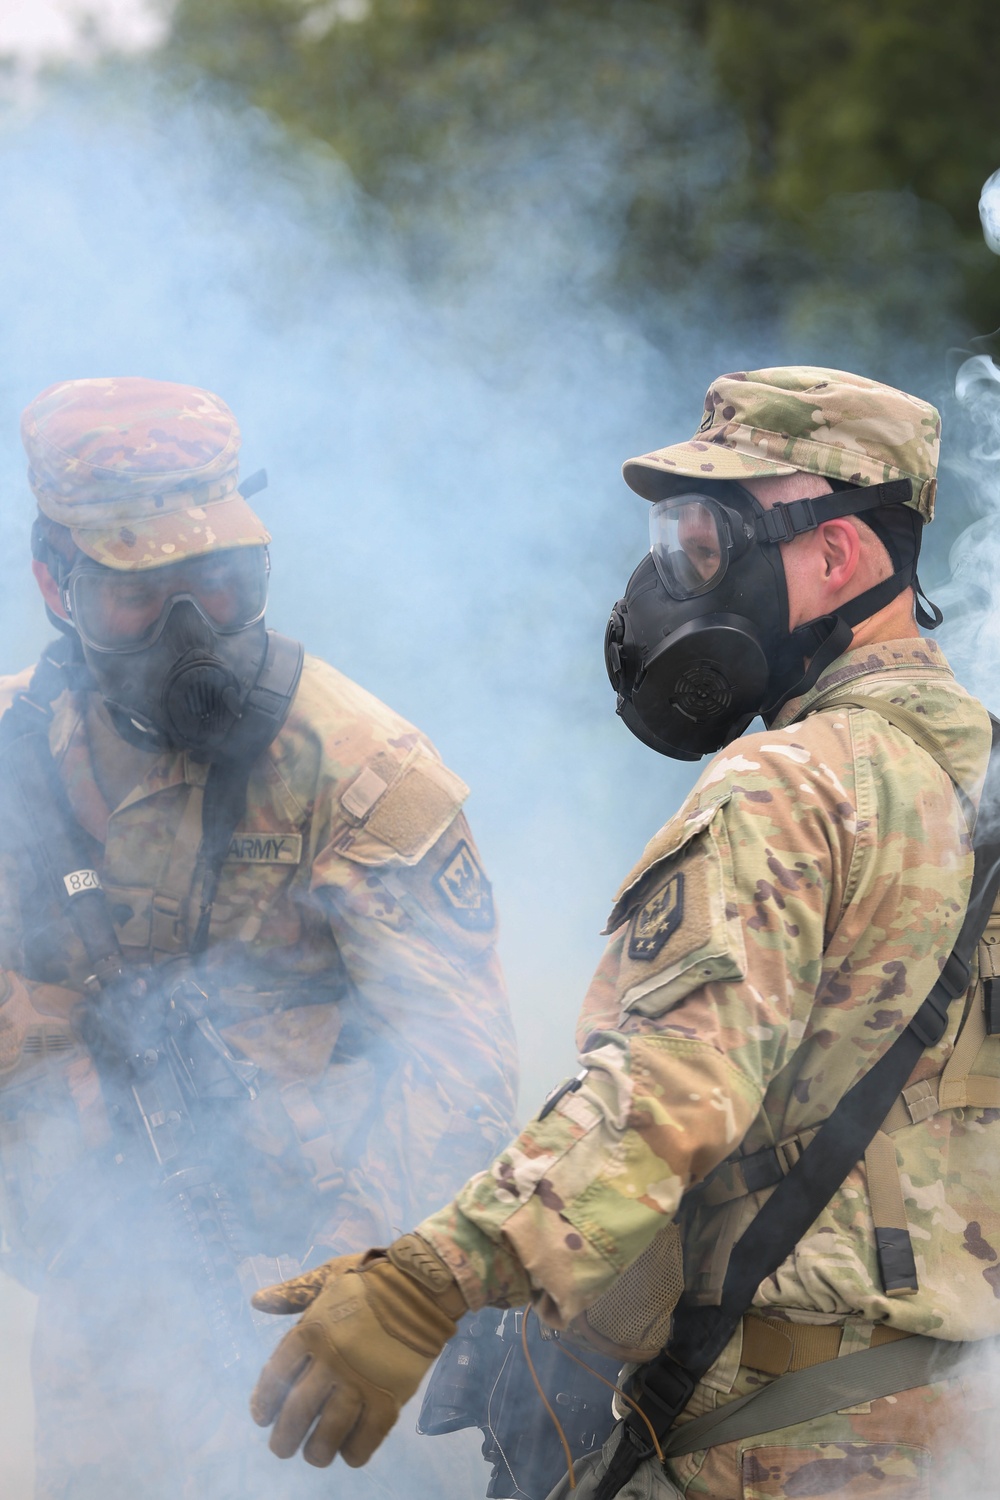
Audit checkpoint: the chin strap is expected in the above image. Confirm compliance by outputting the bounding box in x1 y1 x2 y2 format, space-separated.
762 560 918 724
914 575 943 629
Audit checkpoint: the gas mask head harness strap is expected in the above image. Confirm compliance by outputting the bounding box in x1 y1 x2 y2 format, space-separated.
605 475 937 762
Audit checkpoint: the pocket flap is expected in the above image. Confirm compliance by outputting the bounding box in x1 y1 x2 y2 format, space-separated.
605 793 732 934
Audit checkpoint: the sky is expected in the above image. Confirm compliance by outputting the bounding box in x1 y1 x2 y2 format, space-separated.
0 0 164 64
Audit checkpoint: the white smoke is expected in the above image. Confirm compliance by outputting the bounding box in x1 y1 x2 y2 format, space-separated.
0 49 984 1500
936 353 1000 713
979 167 1000 256
0 73 706 1500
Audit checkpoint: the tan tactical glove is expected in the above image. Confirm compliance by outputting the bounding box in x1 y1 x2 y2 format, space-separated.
249 1234 466 1468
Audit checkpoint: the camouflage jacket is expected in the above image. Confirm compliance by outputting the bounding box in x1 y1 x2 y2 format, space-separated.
0 653 518 1274
420 638 1000 1352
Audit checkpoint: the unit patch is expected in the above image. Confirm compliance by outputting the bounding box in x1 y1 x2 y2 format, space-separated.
628 872 685 962
433 839 495 932
226 832 303 865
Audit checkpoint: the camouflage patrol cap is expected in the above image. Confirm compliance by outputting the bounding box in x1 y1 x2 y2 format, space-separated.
622 366 940 522
21 376 271 570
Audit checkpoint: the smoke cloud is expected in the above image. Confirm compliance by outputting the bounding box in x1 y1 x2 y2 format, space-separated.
979 167 1000 257
0 59 990 1500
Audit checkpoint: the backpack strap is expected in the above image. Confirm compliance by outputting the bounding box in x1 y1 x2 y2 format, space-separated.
728 689 986 1301
594 708 1000 1500
659 1330 992 1459
862 1128 917 1294
820 693 975 829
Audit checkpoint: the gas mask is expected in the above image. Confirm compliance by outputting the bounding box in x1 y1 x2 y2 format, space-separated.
605 478 933 761
61 546 273 760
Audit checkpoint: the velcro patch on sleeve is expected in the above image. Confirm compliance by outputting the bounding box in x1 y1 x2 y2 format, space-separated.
617 803 746 1018
337 744 470 867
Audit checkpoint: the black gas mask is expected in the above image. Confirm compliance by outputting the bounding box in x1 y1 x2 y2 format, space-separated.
61 546 273 760
605 478 935 761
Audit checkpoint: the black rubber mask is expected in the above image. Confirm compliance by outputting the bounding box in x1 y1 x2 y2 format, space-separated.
63 548 273 760
605 478 925 761
87 601 270 759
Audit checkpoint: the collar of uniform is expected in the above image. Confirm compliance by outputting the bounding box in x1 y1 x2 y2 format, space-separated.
52 688 209 842
770 637 955 730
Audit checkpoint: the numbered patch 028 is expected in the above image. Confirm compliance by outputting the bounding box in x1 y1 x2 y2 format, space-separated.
628 872 685 962
434 839 495 932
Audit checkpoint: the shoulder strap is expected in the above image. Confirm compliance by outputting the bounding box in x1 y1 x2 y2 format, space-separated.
0 641 128 986
0 633 305 966
188 631 305 954
595 711 1000 1500
659 1331 983 1460
820 693 974 828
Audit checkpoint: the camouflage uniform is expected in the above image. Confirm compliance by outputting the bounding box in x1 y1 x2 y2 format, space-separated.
0 378 517 1500
418 369 1000 1495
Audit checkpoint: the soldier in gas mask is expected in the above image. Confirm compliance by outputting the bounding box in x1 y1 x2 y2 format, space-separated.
248 366 1000 1499
0 376 517 1500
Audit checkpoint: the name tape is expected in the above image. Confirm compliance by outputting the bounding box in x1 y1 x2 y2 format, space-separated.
225 833 303 866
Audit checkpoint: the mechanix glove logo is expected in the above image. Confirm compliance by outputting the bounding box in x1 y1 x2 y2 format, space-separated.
628 871 685 962
433 840 495 932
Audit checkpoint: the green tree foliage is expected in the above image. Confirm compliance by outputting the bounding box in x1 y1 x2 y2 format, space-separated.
689 0 1000 328
159 0 1000 348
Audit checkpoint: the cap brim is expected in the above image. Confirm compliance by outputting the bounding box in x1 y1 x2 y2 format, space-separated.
622 439 798 501
71 494 271 570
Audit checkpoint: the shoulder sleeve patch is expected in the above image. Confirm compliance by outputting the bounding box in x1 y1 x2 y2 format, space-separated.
337 744 469 867
615 800 746 1019
628 870 686 961
376 815 500 962
433 838 495 932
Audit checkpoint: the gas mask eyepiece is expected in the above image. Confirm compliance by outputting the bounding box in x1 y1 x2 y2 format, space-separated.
64 547 269 653
647 493 754 599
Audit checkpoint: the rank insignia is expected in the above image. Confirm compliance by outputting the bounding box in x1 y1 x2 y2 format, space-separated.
434 840 496 932
628 872 685 962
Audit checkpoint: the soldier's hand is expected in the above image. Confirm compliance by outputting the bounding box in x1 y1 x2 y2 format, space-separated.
249 1234 465 1468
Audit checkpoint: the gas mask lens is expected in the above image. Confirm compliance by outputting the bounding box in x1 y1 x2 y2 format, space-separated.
648 494 745 600
66 546 270 653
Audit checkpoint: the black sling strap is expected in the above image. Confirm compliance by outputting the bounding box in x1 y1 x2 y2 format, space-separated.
595 710 1000 1500
0 631 304 967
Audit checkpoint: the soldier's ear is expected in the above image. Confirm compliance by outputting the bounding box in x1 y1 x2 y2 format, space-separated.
31 559 69 619
816 518 861 589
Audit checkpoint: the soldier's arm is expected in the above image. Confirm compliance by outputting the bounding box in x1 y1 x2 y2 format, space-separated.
417 728 858 1321
309 807 518 1254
